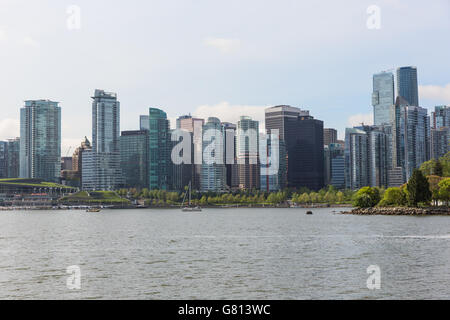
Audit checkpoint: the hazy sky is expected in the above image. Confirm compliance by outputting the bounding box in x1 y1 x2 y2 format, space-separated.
1 0 449 153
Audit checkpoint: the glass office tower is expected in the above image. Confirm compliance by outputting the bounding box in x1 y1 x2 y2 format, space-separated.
397 66 419 107
265 105 324 191
372 71 395 125
120 130 149 189
20 100 61 182
148 108 170 190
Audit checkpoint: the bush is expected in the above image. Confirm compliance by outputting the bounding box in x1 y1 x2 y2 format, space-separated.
378 187 406 207
352 187 381 208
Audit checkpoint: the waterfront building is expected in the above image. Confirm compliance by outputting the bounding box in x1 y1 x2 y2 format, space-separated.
176 115 204 190
324 142 345 189
82 90 123 191
0 142 6 178
237 116 260 190
20 100 61 182
431 127 449 159
345 128 369 190
266 105 324 191
261 130 287 192
120 130 149 189
431 106 450 159
396 66 419 107
400 105 430 180
372 71 395 125
6 138 20 178
148 108 171 190
222 122 239 190
201 117 226 192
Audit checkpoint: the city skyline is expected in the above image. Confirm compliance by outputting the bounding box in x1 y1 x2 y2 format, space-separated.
1 1 450 152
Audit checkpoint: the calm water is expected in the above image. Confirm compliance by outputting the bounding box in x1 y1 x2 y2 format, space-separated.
1 207 450 300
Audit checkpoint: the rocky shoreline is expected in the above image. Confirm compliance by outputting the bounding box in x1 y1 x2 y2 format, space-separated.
342 207 450 216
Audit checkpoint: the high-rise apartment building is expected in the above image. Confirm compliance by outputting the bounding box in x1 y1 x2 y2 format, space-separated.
431 106 450 159
82 90 123 190
0 142 6 178
201 117 227 192
20 100 61 182
372 71 395 125
222 122 239 190
323 128 338 146
176 115 204 190
6 138 20 178
345 125 390 189
237 116 260 190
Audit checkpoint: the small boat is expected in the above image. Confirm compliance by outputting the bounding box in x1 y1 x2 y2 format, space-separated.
306 211 313 215
86 208 101 213
181 182 202 212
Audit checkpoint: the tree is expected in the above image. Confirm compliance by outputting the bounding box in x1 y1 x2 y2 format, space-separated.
299 193 310 204
378 187 406 207
352 187 381 208
427 175 443 206
438 178 450 206
406 169 432 207
336 191 345 203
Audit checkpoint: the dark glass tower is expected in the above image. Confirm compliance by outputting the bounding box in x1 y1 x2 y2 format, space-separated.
265 106 324 191
396 66 419 107
148 108 170 190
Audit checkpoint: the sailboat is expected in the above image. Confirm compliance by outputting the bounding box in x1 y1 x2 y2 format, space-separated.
181 182 202 212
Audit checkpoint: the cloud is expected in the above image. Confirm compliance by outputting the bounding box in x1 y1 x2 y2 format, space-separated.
204 37 240 53
347 113 373 127
193 102 269 129
0 27 6 41
0 118 20 140
419 84 450 103
21 36 39 47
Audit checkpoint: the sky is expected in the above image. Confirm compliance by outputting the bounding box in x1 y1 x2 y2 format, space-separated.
0 0 450 154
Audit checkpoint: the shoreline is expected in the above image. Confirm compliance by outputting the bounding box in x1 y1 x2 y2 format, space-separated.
342 207 450 216
0 204 352 211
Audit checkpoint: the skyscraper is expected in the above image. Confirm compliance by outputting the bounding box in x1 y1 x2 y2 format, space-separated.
266 105 324 191
222 122 239 190
82 90 123 190
140 115 149 131
323 128 338 146
391 101 430 181
176 115 204 190
260 130 287 192
6 138 20 178
372 71 395 125
345 125 390 189
120 130 149 189
148 108 170 190
20 100 61 182
0 142 7 178
345 127 369 190
237 116 260 190
396 66 419 107
72 137 91 187
431 105 450 159
201 117 226 192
